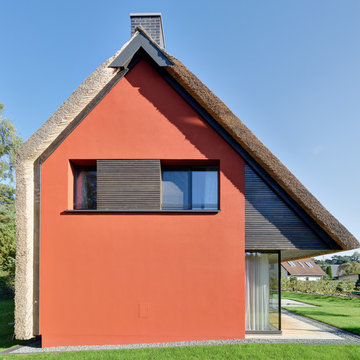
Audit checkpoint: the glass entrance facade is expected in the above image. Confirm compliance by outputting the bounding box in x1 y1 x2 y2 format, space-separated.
245 251 281 332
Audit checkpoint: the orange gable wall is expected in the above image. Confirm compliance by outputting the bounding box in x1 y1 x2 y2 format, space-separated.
40 60 245 347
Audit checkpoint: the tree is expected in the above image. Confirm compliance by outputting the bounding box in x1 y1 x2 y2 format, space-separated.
0 104 22 182
350 252 360 263
325 266 333 279
338 261 360 276
328 255 349 265
313 259 329 272
315 253 360 266
0 102 23 297
355 275 360 293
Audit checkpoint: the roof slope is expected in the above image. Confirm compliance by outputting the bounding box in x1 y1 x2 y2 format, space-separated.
162 44 358 252
15 26 358 340
282 258 326 276
18 27 359 251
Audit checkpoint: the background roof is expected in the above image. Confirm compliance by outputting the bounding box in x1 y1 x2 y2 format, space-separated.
282 259 326 276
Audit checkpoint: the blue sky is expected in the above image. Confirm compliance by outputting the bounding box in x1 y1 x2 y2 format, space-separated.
1 0 359 257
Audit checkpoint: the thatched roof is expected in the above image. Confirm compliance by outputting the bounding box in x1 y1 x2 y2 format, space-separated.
164 54 358 250
134 27 358 250
15 26 358 340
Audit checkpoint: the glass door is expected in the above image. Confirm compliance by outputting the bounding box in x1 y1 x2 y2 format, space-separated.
245 251 280 332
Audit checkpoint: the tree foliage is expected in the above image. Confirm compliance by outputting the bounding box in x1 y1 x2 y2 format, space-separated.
0 103 22 183
313 252 360 267
0 103 23 297
325 266 333 279
338 261 360 276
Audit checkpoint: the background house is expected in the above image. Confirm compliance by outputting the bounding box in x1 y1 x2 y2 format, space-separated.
281 258 326 281
334 273 360 282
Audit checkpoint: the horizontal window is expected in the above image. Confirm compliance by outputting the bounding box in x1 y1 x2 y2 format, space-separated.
161 166 219 210
72 161 219 211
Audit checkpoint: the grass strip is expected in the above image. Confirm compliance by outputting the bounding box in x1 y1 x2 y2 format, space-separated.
282 292 360 336
1 344 360 360
0 299 22 352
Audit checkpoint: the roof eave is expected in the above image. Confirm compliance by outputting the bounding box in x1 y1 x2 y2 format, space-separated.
162 56 359 251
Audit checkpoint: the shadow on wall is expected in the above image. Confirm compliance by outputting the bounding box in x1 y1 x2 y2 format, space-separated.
126 59 244 196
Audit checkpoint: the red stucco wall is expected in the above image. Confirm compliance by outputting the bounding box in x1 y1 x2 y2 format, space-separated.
40 60 245 347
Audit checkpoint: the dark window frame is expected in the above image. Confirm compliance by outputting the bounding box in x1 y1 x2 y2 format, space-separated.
161 165 220 211
73 164 97 210
69 161 220 213
245 250 281 334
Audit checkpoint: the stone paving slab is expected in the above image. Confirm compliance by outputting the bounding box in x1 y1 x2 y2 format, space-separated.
246 313 341 340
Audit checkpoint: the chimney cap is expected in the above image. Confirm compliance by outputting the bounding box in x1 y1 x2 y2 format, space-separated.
130 13 165 49
130 12 162 17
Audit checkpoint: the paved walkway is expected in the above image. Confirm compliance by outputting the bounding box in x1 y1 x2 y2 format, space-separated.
4 309 360 355
247 311 340 340
281 298 316 307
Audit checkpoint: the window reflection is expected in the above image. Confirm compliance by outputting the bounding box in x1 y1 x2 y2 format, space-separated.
245 251 280 332
74 166 97 209
162 166 219 210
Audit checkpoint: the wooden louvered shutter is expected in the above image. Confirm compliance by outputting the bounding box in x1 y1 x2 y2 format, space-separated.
97 160 161 210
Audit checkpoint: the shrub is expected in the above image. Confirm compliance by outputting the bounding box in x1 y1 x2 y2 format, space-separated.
355 276 360 294
281 277 355 296
325 266 333 279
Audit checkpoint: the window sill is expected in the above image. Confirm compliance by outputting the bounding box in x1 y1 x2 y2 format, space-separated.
245 330 282 335
64 209 221 214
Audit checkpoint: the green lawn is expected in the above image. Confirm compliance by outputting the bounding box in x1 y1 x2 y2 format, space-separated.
0 299 22 352
282 292 360 336
1 344 360 360
1 297 360 359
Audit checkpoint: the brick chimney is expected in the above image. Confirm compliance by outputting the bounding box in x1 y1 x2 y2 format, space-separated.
130 13 165 49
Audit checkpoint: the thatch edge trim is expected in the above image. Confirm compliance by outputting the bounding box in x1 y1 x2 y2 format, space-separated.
164 55 358 251
14 33 138 340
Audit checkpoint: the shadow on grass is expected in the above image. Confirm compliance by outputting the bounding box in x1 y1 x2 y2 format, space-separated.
288 310 350 318
0 299 23 351
343 327 360 336
285 307 360 337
